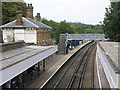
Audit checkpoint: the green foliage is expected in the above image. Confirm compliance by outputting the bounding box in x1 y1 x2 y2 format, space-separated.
41 18 103 43
2 2 104 43
2 2 26 25
42 18 60 41
59 21 75 34
42 19 75 43
103 2 120 42
84 28 95 33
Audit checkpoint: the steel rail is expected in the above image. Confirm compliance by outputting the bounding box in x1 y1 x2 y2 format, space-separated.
41 41 95 89
42 42 91 89
52 49 82 89
78 43 96 89
53 41 95 89
91 45 96 89
66 42 95 89
52 42 92 89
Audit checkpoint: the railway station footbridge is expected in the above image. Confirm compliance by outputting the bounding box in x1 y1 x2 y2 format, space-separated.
66 34 106 41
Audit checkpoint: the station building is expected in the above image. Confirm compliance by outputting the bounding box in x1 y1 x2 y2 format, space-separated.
1 4 54 46
0 3 58 89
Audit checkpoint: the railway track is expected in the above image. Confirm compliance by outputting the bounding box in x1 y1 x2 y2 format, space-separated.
41 41 97 89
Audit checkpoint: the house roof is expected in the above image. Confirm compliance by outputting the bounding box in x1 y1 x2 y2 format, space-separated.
1 17 53 30
1 0 24 2
26 18 53 29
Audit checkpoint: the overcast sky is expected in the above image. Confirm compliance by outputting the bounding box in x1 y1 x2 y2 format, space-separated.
24 0 110 25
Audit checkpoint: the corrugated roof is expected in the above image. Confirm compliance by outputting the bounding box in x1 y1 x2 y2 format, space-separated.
1 17 53 29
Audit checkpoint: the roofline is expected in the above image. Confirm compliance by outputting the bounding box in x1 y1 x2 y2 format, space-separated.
39 21 53 29
1 0 24 3
0 17 53 30
23 17 39 28
0 20 16 28
26 18 53 30
1 26 53 30
1 27 38 29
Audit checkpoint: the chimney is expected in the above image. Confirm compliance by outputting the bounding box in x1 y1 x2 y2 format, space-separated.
16 9 23 25
36 13 41 21
26 3 33 19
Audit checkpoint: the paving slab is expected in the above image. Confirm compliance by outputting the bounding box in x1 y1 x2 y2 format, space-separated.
0 45 54 70
99 41 120 72
97 58 110 88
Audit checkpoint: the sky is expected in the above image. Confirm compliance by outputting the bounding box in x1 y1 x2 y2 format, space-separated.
24 0 110 25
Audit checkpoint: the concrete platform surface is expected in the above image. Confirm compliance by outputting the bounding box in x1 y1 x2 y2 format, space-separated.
0 45 54 70
97 41 120 88
99 41 119 71
97 57 110 88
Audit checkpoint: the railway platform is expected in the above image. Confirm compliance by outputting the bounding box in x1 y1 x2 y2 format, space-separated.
1 40 114 89
97 41 120 88
0 43 58 88
27 41 92 88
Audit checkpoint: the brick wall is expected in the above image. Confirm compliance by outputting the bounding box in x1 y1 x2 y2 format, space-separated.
0 41 26 52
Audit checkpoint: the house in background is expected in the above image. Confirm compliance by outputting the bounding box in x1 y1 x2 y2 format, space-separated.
1 4 54 45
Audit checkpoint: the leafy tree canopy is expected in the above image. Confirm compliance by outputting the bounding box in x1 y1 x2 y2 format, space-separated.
2 2 26 25
2 2 103 43
41 18 103 43
103 1 120 42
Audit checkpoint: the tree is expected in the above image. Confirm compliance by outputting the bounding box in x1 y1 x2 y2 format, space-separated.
42 19 75 43
2 2 26 25
42 18 104 43
52 21 75 43
59 21 75 34
84 28 95 33
41 18 60 41
103 2 120 42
